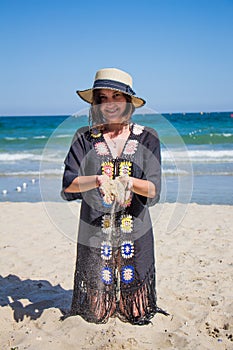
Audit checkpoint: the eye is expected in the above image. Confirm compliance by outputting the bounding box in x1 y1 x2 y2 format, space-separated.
113 92 123 99
99 95 107 102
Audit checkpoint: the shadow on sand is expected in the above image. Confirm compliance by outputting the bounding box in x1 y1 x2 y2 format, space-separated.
0 274 72 322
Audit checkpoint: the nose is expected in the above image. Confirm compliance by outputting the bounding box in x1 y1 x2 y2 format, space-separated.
105 96 115 104
105 98 116 108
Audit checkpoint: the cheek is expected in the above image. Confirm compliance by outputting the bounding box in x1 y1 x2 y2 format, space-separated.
99 104 105 112
120 102 128 113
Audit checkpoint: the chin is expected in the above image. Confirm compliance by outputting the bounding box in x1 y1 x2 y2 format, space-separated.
105 117 123 124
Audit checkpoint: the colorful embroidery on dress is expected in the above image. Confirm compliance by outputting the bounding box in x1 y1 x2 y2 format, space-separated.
121 196 132 208
94 142 110 156
121 265 134 284
119 161 132 176
102 200 113 208
121 241 134 259
101 161 114 179
91 128 102 139
102 215 112 234
101 241 112 260
120 215 133 233
101 266 113 285
132 124 144 136
124 140 138 155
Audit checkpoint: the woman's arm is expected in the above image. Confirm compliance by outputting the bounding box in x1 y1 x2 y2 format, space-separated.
117 176 156 199
64 175 97 193
130 177 156 198
64 173 156 199
64 175 107 193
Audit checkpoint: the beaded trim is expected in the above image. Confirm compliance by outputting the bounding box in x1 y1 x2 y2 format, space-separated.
91 128 102 138
92 124 145 288
132 123 144 136
121 241 134 259
94 142 110 156
101 267 113 285
121 265 134 284
101 161 114 179
101 241 112 260
119 160 132 176
123 139 138 155
101 215 112 234
120 214 133 233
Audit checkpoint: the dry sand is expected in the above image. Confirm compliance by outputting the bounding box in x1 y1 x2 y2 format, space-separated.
0 202 232 350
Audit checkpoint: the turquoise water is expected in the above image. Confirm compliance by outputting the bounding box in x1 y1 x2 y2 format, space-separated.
0 111 233 204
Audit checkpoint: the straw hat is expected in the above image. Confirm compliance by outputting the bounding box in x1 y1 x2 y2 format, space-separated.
76 68 146 108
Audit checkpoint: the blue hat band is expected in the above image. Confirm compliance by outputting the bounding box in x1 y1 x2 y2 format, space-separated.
93 79 136 96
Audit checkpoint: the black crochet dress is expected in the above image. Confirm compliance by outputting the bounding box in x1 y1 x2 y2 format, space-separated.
61 123 168 325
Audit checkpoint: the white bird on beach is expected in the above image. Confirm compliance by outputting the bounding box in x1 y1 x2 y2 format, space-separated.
22 182 27 189
2 189 7 195
16 186 22 192
31 178 36 184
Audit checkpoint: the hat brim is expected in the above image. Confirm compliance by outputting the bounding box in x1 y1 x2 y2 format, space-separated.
76 88 146 108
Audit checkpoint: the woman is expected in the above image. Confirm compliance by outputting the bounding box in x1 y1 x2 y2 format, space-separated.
61 68 168 325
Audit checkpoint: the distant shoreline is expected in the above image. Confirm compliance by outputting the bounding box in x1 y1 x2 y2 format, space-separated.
1 110 233 117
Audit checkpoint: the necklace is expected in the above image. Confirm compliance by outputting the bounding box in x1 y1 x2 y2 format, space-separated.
104 124 130 155
111 138 117 148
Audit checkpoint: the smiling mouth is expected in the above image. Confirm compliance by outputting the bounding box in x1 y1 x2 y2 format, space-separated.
105 108 119 114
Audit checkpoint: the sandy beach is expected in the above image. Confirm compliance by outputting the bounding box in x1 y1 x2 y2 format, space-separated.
0 202 232 350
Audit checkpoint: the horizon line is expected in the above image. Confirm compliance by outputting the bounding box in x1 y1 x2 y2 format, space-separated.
1 109 233 117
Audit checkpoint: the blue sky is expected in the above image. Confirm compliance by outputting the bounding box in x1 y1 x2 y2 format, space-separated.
0 0 233 115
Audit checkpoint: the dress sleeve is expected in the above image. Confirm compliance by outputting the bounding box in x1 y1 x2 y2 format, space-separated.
61 127 90 201
142 128 161 206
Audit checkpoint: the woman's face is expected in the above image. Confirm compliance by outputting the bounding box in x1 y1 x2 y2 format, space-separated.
99 89 127 123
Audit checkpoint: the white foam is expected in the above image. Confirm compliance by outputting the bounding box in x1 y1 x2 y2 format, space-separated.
162 149 233 162
162 168 189 175
4 137 17 141
55 134 72 138
33 135 47 139
1 169 63 176
4 136 28 141
222 133 232 137
0 153 35 161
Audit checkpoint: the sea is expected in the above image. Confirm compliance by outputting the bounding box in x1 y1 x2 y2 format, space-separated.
0 111 233 205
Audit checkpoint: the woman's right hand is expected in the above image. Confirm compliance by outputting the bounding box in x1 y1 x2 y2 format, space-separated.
96 174 109 188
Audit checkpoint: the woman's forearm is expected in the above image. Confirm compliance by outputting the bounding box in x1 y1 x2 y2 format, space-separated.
130 178 156 198
64 175 98 193
64 175 156 199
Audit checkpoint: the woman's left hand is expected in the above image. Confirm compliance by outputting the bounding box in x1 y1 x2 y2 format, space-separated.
115 175 132 190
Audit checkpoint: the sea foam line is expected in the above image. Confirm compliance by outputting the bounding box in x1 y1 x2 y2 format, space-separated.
1 148 233 163
1 169 63 177
3 134 72 141
1 169 233 177
162 149 233 162
0 153 36 161
0 152 64 162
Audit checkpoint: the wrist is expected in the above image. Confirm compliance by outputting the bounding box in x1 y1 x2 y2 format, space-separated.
96 175 100 188
127 177 133 191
